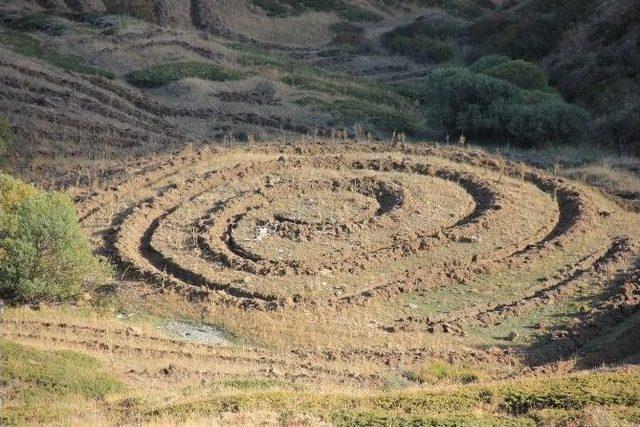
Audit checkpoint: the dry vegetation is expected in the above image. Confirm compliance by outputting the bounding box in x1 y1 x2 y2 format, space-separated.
3 141 640 425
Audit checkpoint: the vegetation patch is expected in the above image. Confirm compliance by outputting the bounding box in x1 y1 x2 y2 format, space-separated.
251 0 383 22
145 371 640 425
0 118 12 166
0 32 115 78
0 174 110 303
8 13 68 36
0 340 122 425
384 35 453 63
417 64 588 147
482 59 550 91
283 72 405 107
382 12 465 62
297 96 419 134
126 62 242 88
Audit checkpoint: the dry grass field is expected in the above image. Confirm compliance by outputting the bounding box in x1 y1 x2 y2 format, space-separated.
1 0 640 426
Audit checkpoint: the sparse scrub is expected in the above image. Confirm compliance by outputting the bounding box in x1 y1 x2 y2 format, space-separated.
255 80 277 99
298 97 419 134
9 13 68 36
126 62 242 88
385 35 453 63
382 13 464 63
0 33 115 78
0 118 12 166
251 0 383 22
283 73 405 107
0 174 109 303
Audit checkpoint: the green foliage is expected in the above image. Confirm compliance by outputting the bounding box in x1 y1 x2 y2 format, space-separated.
0 174 109 303
9 13 68 36
469 0 599 60
0 118 12 165
298 97 419 134
386 13 467 40
385 35 453 63
382 13 464 63
329 22 364 35
412 0 489 18
0 33 115 79
421 66 588 147
329 22 366 45
469 54 510 72
251 0 383 22
126 62 242 88
283 73 405 107
482 59 549 91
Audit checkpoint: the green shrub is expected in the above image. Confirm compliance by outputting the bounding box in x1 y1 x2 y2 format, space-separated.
283 73 405 107
385 35 453 63
482 59 550 90
0 118 12 165
9 13 68 35
382 13 464 62
126 62 242 88
301 97 420 134
468 54 510 72
251 0 382 22
421 66 588 147
0 174 109 303
385 13 466 41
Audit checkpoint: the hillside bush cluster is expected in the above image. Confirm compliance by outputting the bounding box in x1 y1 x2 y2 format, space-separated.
252 0 382 22
126 62 242 88
0 174 109 303
421 59 589 147
382 12 464 63
9 13 68 35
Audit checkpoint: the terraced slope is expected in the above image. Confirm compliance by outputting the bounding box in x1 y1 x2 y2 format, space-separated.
75 142 640 358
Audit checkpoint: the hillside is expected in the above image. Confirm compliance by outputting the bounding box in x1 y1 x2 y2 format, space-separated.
1 0 638 184
1 1 640 426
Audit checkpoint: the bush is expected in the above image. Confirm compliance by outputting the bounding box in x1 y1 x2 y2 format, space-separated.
468 54 510 72
300 97 420 134
330 22 366 45
382 12 463 62
422 66 522 130
126 62 242 88
386 35 453 63
0 119 12 165
251 0 383 22
9 13 68 35
482 59 550 90
0 174 109 303
255 80 277 98
421 66 588 147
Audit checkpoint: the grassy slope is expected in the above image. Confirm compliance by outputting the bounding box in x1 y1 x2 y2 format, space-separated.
2 334 638 425
0 340 123 425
